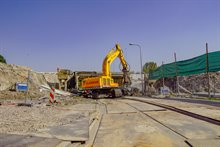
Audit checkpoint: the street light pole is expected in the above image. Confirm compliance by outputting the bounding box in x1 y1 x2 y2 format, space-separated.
129 43 144 95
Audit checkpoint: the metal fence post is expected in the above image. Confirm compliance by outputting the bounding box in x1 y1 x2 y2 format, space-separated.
206 43 210 97
162 62 165 94
26 70 31 103
174 52 179 95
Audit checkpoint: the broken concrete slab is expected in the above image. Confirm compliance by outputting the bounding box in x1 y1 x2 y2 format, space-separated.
107 103 137 114
33 113 89 141
0 133 62 147
145 111 220 139
186 139 220 147
94 113 188 147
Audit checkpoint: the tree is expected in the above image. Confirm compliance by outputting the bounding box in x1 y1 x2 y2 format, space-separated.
143 62 157 74
0 54 6 63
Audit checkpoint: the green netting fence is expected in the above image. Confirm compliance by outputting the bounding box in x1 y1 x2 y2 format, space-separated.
149 51 220 80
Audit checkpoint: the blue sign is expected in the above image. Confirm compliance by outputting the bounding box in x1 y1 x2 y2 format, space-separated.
16 83 28 91
160 87 169 95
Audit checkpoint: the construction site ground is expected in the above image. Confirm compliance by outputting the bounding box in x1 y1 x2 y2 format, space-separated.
1 63 220 146
0 96 220 147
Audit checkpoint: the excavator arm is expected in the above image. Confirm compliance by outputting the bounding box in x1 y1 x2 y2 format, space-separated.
102 44 129 76
116 44 129 72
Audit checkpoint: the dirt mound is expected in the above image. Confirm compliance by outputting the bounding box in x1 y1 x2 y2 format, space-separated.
0 63 31 91
0 63 59 99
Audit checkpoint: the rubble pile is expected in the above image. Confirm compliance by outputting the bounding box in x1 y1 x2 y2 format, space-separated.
153 72 220 94
179 73 220 93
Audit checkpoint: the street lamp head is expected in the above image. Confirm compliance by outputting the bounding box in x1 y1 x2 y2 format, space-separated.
129 43 134 46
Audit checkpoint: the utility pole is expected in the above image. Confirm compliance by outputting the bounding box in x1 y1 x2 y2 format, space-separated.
26 70 31 103
206 43 211 97
162 61 165 95
174 53 179 95
213 76 216 97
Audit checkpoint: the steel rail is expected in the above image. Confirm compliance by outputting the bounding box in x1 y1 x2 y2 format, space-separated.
122 97 220 126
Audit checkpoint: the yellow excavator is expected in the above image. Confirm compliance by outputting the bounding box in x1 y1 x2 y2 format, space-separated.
82 44 130 98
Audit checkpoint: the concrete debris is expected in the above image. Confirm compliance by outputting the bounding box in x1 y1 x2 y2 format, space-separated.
40 85 72 96
153 72 220 95
179 73 220 93
130 74 142 91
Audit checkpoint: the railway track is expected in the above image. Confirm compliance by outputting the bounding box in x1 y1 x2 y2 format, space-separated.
90 97 220 147
121 96 220 126
84 100 107 147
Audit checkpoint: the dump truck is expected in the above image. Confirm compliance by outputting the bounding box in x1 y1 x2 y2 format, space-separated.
82 44 130 98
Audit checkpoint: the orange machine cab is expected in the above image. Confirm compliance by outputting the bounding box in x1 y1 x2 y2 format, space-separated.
82 76 118 89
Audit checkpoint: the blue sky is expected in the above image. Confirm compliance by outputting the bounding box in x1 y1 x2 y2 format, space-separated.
0 0 219 72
